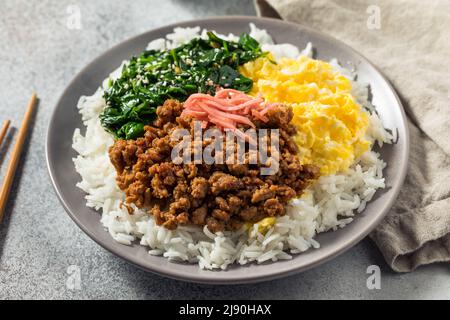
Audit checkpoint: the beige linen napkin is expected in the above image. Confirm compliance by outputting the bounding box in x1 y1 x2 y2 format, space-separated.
255 0 450 272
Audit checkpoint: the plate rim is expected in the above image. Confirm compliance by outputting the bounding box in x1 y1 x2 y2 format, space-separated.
46 15 410 284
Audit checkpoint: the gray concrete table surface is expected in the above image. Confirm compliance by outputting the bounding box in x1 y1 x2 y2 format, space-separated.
0 0 449 300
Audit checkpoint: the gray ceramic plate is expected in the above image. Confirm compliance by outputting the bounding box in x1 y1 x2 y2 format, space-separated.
46 16 409 284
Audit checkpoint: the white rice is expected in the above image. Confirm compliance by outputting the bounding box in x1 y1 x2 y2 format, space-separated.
72 25 393 270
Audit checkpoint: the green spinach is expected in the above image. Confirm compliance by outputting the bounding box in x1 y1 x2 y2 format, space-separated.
100 32 265 139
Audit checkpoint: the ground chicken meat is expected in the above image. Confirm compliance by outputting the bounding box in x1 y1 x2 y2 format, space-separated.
192 205 207 225
251 186 276 203
210 172 242 195
191 177 209 199
109 99 319 232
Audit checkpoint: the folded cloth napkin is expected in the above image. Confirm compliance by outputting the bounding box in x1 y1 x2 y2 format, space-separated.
254 0 450 272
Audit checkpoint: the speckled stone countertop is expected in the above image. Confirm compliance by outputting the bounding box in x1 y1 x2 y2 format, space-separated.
0 0 449 300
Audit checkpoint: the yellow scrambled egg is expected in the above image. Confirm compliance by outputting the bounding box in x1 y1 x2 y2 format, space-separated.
240 55 370 175
245 217 277 235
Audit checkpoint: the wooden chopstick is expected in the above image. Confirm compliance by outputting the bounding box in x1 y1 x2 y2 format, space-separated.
0 120 11 144
0 93 37 223
0 120 10 146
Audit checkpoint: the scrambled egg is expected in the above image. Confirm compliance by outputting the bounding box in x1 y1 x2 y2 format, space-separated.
240 55 370 175
246 217 277 235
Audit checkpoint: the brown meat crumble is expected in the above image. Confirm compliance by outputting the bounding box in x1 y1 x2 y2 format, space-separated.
109 99 319 232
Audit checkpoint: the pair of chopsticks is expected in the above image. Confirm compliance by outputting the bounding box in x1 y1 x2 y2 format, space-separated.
0 93 37 224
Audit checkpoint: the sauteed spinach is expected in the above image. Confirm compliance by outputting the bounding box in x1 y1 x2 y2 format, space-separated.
100 32 265 139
